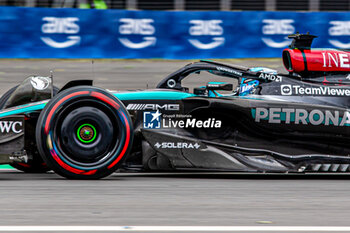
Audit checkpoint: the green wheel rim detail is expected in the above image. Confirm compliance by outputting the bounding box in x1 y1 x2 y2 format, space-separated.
77 124 97 143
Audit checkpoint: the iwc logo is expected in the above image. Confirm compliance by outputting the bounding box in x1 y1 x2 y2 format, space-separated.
0 121 23 134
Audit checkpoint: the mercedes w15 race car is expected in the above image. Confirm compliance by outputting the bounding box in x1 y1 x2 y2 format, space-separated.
1 33 350 179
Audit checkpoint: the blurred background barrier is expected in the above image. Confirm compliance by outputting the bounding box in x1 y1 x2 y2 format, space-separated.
2 0 350 11
0 6 350 58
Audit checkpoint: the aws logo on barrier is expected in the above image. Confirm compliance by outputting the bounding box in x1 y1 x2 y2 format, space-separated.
262 19 295 48
118 18 156 49
41 17 80 48
188 20 224 50
328 21 350 49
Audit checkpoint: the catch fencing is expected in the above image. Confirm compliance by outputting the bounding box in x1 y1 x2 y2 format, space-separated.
1 7 350 58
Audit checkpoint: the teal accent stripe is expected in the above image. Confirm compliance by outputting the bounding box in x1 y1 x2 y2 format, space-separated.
0 103 47 118
226 95 264 100
208 82 226 84
0 91 262 118
301 50 308 72
251 109 256 119
0 91 193 118
114 91 195 100
0 165 14 170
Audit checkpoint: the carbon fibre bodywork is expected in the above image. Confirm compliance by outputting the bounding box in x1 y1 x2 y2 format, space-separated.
121 60 350 173
2 34 350 176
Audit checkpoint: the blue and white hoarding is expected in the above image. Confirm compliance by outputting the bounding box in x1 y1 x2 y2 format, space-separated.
0 7 349 58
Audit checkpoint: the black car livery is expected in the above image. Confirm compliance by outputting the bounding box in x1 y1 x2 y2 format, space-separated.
2 33 350 179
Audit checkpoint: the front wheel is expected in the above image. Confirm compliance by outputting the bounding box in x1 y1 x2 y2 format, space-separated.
36 86 133 179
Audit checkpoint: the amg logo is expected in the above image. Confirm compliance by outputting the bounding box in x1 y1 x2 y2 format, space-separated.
127 104 179 111
0 121 23 134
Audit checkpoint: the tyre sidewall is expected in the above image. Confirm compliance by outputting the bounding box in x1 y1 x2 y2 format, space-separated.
36 86 133 179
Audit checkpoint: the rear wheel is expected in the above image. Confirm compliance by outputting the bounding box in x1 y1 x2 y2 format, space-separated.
0 85 58 173
35 86 133 179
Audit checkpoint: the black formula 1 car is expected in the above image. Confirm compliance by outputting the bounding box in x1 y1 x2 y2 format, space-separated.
1 33 350 179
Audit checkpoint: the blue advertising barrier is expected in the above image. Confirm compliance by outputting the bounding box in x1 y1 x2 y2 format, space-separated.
0 7 350 59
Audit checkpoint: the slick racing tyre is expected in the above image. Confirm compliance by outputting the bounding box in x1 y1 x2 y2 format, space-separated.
35 86 133 179
0 85 58 173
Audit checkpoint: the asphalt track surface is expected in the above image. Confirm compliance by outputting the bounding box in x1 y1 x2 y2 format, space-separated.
0 58 285 93
0 59 350 232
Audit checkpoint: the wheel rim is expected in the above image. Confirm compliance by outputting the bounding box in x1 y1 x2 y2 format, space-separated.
76 123 97 144
37 88 134 178
52 100 123 168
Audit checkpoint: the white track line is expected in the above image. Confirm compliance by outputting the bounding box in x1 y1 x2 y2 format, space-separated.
0 226 350 232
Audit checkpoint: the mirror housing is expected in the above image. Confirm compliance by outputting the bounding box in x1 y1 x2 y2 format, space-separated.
4 76 52 108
